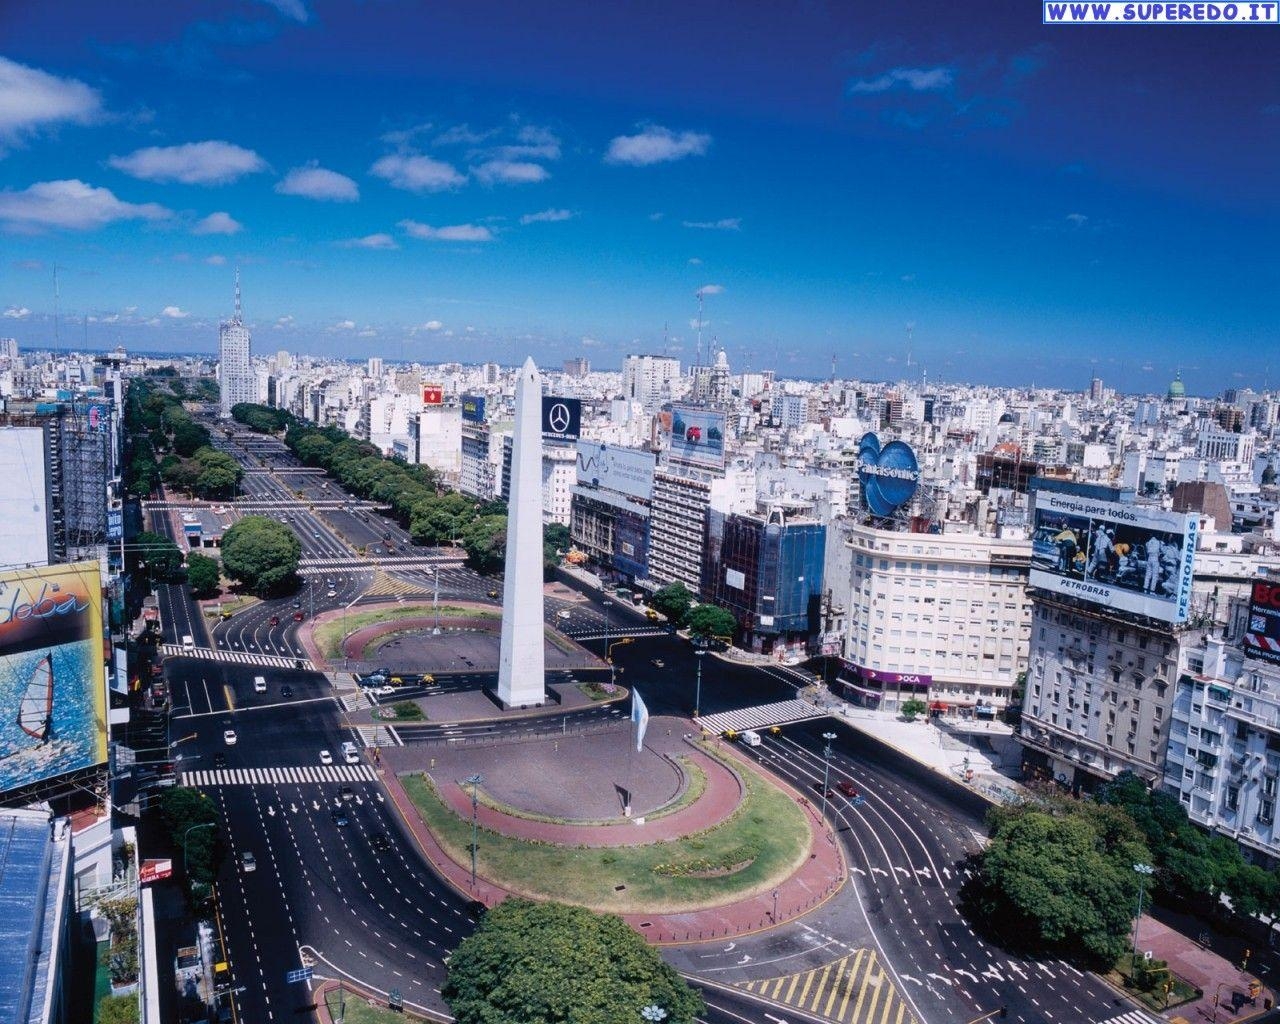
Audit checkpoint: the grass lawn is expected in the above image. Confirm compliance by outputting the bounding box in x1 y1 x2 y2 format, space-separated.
1106 954 1200 1011
401 748 811 914
375 700 425 722
203 592 259 619
474 755 707 827
325 989 427 1023
313 604 495 658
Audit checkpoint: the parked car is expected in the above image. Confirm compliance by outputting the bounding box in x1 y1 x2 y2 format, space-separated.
319 749 333 765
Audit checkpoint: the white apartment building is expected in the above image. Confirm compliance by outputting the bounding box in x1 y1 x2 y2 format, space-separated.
622 354 681 412
409 406 462 476
1198 424 1256 465
825 521 1032 715
500 437 576 525
218 318 254 419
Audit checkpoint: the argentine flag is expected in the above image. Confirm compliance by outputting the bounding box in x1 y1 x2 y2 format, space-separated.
631 688 650 752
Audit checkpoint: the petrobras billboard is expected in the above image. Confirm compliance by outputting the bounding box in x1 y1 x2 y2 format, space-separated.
575 441 655 501
1030 493 1198 624
1245 578 1280 666
669 406 726 469
422 384 444 406
857 432 920 517
0 561 108 796
461 394 486 423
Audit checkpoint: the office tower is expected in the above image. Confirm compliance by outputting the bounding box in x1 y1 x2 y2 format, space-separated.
218 270 254 418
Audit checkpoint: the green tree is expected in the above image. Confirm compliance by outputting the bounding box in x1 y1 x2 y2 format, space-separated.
443 899 704 1024
900 698 927 720
543 522 570 579
221 516 301 595
650 582 694 627
133 532 183 582
191 447 242 497
967 802 1150 966
157 787 221 888
171 420 211 458
686 604 738 642
98 995 140 1024
186 552 221 599
462 514 507 575
293 434 335 468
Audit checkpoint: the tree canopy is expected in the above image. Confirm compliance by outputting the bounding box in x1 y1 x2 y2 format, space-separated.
686 604 738 641
157 787 222 897
220 515 301 595
443 899 705 1024
133 531 183 582
650 583 693 627
543 522 570 579
186 552 221 599
231 402 291 434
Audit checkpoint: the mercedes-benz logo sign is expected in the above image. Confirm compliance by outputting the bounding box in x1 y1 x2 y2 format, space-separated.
548 402 571 433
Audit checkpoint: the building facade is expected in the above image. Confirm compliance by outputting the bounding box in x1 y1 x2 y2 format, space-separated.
218 276 254 418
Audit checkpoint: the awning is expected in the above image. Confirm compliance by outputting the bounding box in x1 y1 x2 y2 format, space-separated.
928 701 948 711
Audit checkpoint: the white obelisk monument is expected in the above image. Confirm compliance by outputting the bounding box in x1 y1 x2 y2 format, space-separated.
496 356 547 707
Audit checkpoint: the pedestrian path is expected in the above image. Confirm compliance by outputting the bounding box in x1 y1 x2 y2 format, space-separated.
160 644 314 670
341 690 372 712
736 950 917 1024
182 764 379 787
363 569 429 598
697 699 827 735
1094 1011 1162 1024
564 625 668 642
299 554 463 569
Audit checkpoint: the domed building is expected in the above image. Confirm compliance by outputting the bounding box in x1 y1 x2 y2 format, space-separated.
1167 373 1186 401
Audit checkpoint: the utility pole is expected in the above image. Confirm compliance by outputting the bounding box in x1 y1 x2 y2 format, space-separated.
694 648 705 718
466 773 483 890
820 732 836 822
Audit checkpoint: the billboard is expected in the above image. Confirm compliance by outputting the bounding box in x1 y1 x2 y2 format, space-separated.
0 561 107 795
576 441 655 501
542 396 581 441
461 394 486 423
139 858 173 884
1030 493 1198 624
858 432 920 517
422 385 444 406
1245 579 1280 665
0 427 50 568
669 406 726 469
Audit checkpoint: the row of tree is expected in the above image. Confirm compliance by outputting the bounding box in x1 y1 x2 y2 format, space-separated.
122 377 239 498
157 787 222 905
648 582 739 641
966 770 1280 967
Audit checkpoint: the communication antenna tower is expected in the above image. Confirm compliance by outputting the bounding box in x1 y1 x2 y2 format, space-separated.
234 266 243 324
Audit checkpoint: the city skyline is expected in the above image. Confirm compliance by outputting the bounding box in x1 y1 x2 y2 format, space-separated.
0 0 1275 391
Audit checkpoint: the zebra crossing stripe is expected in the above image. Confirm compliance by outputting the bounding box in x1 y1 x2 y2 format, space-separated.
697 699 827 735
1096 1011 1163 1024
182 764 378 787
159 644 315 670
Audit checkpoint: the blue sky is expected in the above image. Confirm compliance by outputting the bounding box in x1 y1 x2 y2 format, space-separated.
0 0 1275 393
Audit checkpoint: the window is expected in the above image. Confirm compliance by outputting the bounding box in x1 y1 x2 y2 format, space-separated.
1227 786 1240 812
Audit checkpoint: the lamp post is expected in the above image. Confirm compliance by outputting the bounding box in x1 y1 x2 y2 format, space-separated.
1132 862 1154 972
431 566 441 635
694 648 706 718
466 773 483 890
820 732 837 822
182 821 216 878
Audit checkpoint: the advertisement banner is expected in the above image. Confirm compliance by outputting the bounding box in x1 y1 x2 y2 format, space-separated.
542 396 582 441
575 441 655 501
0 562 107 795
461 394 486 423
1245 578 1280 665
139 858 174 884
421 385 444 406
669 406 726 468
107 508 123 541
857 432 920 517
1030 493 1197 624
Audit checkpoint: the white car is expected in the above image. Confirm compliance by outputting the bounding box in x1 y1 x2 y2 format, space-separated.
319 749 333 765
343 749 360 765
327 590 337 598
223 729 237 746
372 685 396 697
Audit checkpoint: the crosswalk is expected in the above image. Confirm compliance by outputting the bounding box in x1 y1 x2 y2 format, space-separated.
697 698 826 735
737 950 916 1024
1095 1012 1163 1024
182 764 379 787
341 690 372 712
565 626 668 642
160 644 314 670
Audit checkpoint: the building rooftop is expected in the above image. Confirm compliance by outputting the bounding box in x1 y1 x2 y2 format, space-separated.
0 807 66 1024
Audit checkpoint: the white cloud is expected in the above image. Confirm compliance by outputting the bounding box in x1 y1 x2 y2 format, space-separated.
698 283 724 295
369 153 465 192
422 320 444 331
580 335 602 348
848 66 954 94
688 317 710 331
520 208 574 225
0 57 103 144
489 125 562 162
332 319 356 331
1065 212 1089 226
687 257 702 265
605 125 710 166
276 315 295 326
357 327 377 337
3 305 31 319
648 212 664 221
340 233 398 250
108 141 267 186
472 160 549 185
160 305 190 319
257 0 309 21
683 218 741 231
398 219 493 242
433 124 496 147
900 273 916 282
206 254 227 265
193 211 242 235
0 179 170 231
275 162 359 202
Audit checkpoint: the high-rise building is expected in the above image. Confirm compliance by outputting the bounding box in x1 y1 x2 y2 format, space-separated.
367 357 384 379
563 357 590 378
622 354 681 411
218 270 254 418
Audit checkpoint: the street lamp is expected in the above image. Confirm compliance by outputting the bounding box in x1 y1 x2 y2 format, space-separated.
1132 862 1154 971
820 731 837 822
602 599 612 661
694 648 706 718
182 821 217 878
466 773 483 890
431 566 441 635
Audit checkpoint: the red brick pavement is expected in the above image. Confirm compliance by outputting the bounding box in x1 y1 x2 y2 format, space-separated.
378 740 846 945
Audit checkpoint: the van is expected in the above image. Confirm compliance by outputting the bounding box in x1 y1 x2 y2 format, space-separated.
340 741 358 757
740 730 762 747
253 676 267 694
181 634 194 649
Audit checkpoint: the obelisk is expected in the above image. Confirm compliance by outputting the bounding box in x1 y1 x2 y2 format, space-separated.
496 356 547 707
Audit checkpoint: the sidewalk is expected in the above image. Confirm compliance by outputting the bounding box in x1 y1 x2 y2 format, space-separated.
377 738 846 945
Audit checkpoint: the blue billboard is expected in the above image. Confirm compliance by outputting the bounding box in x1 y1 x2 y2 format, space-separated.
857 433 920 517
461 395 486 423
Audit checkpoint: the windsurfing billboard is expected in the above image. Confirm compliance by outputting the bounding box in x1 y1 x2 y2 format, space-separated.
0 562 107 795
